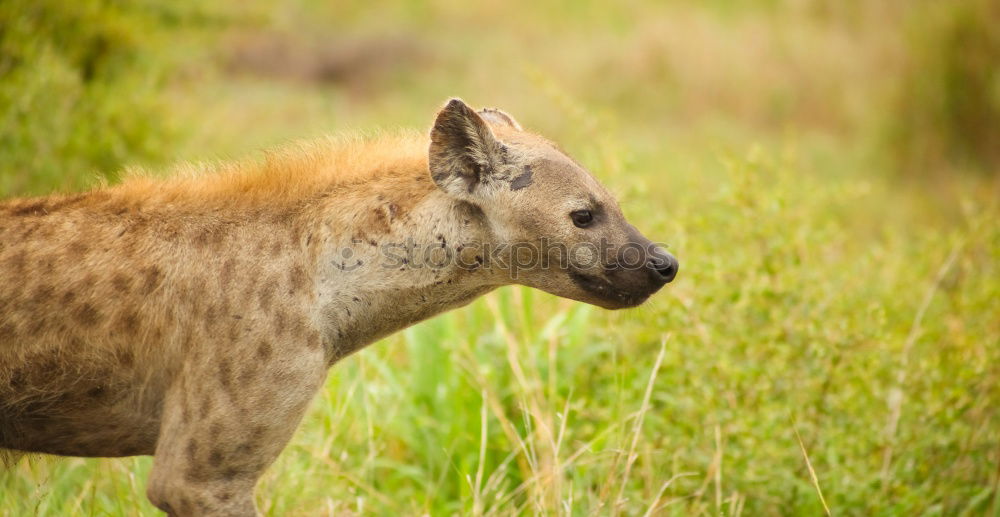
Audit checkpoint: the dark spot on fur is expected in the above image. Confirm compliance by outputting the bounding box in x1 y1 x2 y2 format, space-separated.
511 166 534 190
30 283 54 306
194 228 220 248
74 303 101 327
140 266 162 295
111 273 130 293
289 266 307 291
274 309 287 335
220 258 236 288
118 311 140 334
5 250 27 274
226 322 241 343
467 169 479 193
372 207 390 233
185 466 206 483
0 323 17 340
258 279 277 310
67 240 89 258
199 396 214 418
270 240 283 257
209 449 223 467
86 386 104 399
218 360 232 389
118 348 135 368
203 305 218 333
256 340 272 360
39 254 57 273
18 223 37 240
290 316 307 339
186 440 198 461
238 365 256 384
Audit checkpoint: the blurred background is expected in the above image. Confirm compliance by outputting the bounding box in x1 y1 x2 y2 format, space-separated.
1 0 998 515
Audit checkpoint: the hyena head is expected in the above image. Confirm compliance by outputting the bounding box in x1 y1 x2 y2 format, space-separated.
429 98 678 309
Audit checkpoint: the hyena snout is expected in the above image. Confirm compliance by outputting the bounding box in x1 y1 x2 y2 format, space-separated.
606 243 677 290
647 247 678 284
571 239 678 310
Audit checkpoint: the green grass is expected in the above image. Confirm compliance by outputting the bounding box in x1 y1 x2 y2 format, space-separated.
2 1 999 515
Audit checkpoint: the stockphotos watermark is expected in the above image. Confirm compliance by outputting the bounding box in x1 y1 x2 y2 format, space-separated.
331 237 671 279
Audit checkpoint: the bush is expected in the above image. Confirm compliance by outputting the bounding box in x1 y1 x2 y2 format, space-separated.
889 0 1000 177
0 0 197 196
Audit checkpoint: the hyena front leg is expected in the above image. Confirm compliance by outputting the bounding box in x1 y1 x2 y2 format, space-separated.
146 338 327 516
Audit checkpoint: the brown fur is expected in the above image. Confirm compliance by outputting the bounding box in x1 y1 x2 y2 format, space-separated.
0 99 676 515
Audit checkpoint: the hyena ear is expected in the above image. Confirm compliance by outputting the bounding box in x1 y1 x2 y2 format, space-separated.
429 98 507 199
478 108 522 131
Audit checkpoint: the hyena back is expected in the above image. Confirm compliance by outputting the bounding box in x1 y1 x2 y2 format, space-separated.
0 99 677 515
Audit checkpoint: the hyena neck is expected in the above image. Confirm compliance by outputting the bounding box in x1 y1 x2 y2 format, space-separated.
309 173 505 362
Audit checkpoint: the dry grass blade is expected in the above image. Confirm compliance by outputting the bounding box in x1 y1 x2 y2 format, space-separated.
794 425 831 517
641 472 697 517
472 389 488 516
613 334 670 516
881 240 964 484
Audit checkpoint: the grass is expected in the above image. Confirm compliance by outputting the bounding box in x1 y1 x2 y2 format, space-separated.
1 0 999 515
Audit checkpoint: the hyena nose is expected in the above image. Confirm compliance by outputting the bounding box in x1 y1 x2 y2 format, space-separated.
648 249 678 284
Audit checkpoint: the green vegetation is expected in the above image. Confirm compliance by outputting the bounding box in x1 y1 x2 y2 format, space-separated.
890 0 1000 177
1 1 998 515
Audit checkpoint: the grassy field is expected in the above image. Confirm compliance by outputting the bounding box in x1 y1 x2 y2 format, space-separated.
2 1 999 515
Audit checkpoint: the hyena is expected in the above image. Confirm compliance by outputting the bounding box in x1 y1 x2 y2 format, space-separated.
0 99 677 515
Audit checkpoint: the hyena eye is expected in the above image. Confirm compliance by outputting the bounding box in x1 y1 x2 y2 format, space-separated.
570 210 594 228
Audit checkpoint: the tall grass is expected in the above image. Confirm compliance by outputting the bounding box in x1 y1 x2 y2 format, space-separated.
1 0 999 515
